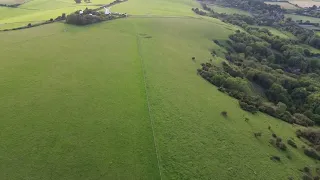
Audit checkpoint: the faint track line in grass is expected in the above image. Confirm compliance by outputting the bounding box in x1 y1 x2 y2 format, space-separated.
133 22 163 180
128 15 235 27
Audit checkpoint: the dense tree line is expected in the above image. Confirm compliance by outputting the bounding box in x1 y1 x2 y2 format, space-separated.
0 3 20 7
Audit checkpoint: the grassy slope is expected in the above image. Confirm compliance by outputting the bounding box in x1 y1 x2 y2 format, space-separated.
285 13 320 23
131 17 317 179
208 5 252 16
0 0 110 29
249 25 296 39
265 2 299 9
0 22 160 179
0 0 319 179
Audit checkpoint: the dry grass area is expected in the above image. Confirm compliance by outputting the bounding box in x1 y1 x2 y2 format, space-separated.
289 0 320 7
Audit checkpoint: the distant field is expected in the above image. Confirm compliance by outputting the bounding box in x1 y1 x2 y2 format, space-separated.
289 0 320 7
265 1 299 9
0 0 24 5
250 25 296 39
208 5 251 16
264 26 295 38
285 13 320 23
0 0 111 30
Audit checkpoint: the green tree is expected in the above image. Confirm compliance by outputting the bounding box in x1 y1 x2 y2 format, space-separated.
291 87 308 104
276 102 287 114
266 83 290 105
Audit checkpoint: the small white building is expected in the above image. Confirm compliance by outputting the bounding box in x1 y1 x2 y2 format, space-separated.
104 7 110 15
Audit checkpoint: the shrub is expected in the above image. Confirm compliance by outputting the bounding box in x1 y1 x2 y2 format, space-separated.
221 111 228 117
254 132 262 138
281 111 294 124
303 166 310 173
272 133 277 138
239 101 258 114
74 0 81 3
296 129 320 146
270 136 287 151
223 77 251 94
259 103 276 117
294 113 315 127
302 175 312 180
270 156 281 162
286 154 292 160
270 138 276 145
287 139 297 148
276 137 282 142
278 142 287 151
212 75 226 87
304 148 320 160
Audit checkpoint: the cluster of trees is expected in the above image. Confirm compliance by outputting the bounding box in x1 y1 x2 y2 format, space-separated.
229 30 320 73
194 2 320 50
277 18 320 49
200 0 284 25
66 8 126 25
198 30 320 126
227 31 320 125
269 136 287 151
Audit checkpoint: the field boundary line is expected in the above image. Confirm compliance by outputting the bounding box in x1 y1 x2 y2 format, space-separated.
134 23 163 180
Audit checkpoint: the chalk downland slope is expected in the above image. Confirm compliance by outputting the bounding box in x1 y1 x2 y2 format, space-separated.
0 0 319 179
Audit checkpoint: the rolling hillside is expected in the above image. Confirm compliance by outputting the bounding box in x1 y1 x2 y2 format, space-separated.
0 0 319 179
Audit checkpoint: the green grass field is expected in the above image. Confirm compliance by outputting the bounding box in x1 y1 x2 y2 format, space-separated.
285 13 320 24
208 4 251 16
0 0 25 5
249 25 296 39
0 0 110 29
265 2 299 9
0 0 319 179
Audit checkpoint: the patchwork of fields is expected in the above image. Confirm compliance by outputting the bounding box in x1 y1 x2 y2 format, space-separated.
0 0 319 179
289 0 320 7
